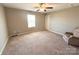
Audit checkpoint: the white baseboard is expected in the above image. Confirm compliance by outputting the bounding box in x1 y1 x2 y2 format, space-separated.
8 32 28 37
9 30 45 37
47 29 64 36
0 38 8 55
47 30 69 43
46 29 69 41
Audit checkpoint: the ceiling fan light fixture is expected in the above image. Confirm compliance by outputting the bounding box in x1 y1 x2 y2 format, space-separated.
34 3 53 12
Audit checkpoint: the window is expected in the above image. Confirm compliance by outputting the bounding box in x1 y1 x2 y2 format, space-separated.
27 14 36 28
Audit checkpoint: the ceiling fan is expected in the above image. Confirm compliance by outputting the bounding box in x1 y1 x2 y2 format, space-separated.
34 3 53 12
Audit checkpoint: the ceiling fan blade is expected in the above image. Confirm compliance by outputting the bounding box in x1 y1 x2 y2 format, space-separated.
46 7 53 9
34 7 39 8
36 9 40 11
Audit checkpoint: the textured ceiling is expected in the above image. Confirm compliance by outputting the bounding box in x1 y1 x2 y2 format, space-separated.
1 3 79 13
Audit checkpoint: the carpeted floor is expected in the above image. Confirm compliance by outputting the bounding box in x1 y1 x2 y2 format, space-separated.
2 31 79 55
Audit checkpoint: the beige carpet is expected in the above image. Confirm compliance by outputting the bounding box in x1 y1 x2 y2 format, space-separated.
2 31 79 55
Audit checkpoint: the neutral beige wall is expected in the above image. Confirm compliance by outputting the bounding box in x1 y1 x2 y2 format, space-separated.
45 6 79 34
0 5 8 54
5 8 46 36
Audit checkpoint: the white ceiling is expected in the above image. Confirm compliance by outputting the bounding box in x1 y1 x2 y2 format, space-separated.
1 3 79 13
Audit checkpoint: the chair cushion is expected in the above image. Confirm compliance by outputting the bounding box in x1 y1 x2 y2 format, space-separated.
68 37 79 46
